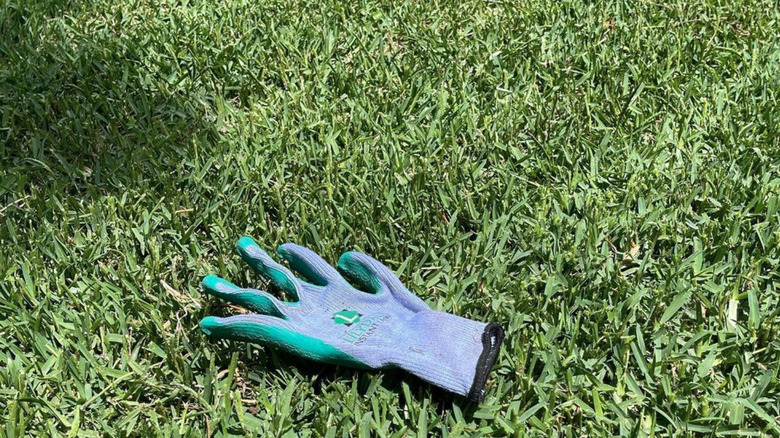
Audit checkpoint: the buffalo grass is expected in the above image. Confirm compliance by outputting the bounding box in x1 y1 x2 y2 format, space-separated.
2 0 780 435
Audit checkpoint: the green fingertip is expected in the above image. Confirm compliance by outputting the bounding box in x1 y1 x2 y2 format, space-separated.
201 275 217 289
234 236 300 301
236 236 259 252
202 275 235 292
200 316 221 336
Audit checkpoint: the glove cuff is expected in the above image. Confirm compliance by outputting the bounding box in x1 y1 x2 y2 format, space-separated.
390 311 503 401
467 322 504 402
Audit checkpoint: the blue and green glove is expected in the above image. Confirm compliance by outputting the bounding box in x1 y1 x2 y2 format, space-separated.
200 236 504 402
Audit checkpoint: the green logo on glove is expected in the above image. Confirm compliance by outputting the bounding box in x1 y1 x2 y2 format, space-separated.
332 309 362 326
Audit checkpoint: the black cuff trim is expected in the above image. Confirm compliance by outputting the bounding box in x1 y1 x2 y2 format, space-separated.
468 323 504 402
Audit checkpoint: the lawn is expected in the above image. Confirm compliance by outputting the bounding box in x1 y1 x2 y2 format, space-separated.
1 0 780 436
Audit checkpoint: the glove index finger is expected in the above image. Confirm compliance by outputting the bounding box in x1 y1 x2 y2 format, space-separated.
202 275 287 318
236 236 302 301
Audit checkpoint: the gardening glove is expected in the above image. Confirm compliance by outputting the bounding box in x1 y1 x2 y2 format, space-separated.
200 236 504 402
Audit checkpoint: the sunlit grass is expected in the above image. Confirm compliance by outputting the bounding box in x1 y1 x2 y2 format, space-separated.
1 0 780 435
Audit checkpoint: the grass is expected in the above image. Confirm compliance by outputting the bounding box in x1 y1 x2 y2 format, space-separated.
1 0 780 435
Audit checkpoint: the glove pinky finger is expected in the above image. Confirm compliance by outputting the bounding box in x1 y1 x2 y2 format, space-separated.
199 315 369 368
